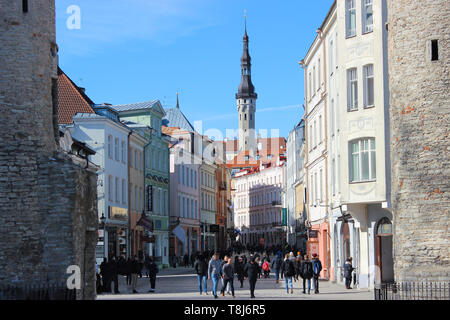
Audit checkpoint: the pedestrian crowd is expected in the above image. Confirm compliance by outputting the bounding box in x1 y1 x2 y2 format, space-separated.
96 254 159 294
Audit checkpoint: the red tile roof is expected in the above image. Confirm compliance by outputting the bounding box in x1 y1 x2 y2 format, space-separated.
57 68 95 124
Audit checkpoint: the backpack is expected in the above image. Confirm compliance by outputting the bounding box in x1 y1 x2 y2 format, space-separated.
262 261 270 272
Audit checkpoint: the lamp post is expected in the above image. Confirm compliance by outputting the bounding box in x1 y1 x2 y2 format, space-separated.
99 212 106 259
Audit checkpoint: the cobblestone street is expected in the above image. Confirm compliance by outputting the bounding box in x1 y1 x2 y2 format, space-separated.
96 267 373 300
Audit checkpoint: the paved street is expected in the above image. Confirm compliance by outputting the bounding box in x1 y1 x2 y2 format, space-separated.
96 267 373 300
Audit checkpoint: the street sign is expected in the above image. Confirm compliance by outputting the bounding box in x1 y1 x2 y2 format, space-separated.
282 208 287 226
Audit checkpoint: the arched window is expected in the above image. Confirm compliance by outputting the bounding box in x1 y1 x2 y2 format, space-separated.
377 217 392 235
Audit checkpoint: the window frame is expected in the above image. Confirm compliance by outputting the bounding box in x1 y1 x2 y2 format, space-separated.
349 138 376 183
363 64 375 108
346 0 357 38
347 68 358 111
362 0 374 34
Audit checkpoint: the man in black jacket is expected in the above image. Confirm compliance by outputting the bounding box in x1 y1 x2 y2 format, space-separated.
281 254 296 294
194 254 208 295
300 255 313 294
235 256 245 288
109 256 120 294
244 256 259 299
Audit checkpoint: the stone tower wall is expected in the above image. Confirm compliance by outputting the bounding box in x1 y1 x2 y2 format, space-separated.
0 0 98 298
387 0 450 281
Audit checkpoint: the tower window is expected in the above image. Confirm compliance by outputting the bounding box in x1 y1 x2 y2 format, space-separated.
431 40 439 61
22 0 28 13
245 114 247 121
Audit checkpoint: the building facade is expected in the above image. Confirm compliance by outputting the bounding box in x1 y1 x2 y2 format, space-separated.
70 107 131 263
302 16 331 280
112 101 170 268
233 163 286 247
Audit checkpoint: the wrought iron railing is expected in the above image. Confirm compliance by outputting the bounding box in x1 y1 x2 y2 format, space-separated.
374 282 450 300
0 282 76 300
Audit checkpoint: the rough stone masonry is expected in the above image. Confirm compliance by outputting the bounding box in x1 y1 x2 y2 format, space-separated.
388 0 450 282
0 0 98 299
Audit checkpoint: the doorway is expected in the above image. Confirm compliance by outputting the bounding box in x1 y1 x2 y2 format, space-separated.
375 217 394 283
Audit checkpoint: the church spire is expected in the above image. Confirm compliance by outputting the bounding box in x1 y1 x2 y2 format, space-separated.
176 92 179 109
236 11 257 100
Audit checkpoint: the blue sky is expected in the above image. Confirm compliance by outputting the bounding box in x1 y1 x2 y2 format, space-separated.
56 0 334 140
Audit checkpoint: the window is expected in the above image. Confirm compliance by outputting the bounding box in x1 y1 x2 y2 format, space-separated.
190 169 193 187
194 171 197 189
129 148 133 168
329 39 334 74
363 64 374 107
108 135 112 159
308 72 312 101
309 125 313 150
122 179 126 204
314 120 317 147
178 196 181 217
108 175 112 201
115 177 119 202
350 138 376 182
135 150 138 169
130 185 134 210
22 0 28 13
362 0 373 33
320 169 323 202
431 40 439 61
245 114 247 121
182 165 185 185
346 0 356 37
115 138 119 161
121 141 126 163
347 68 358 111
319 115 323 143
134 185 138 211
330 99 335 135
318 58 321 88
332 159 336 196
313 66 316 93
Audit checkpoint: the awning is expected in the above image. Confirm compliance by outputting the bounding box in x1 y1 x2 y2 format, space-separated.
137 215 154 232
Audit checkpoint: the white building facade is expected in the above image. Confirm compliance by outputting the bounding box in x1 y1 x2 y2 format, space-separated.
233 163 286 247
69 108 131 264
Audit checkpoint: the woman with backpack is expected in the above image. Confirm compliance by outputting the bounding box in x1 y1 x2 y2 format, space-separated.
281 254 295 294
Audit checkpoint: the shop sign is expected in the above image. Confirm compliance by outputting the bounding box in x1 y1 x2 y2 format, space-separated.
309 230 318 238
109 206 128 221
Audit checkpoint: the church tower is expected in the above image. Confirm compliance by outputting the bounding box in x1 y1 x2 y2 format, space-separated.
236 17 257 153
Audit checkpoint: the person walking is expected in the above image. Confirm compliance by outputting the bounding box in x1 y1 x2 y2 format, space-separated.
271 252 282 283
220 255 232 295
235 256 245 288
99 257 110 293
312 253 322 294
147 257 159 293
281 254 295 294
343 257 355 289
194 254 208 295
262 259 270 278
125 257 132 286
109 256 120 294
208 252 223 299
130 255 140 293
294 255 302 281
244 256 259 299
220 258 236 298
300 255 313 294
